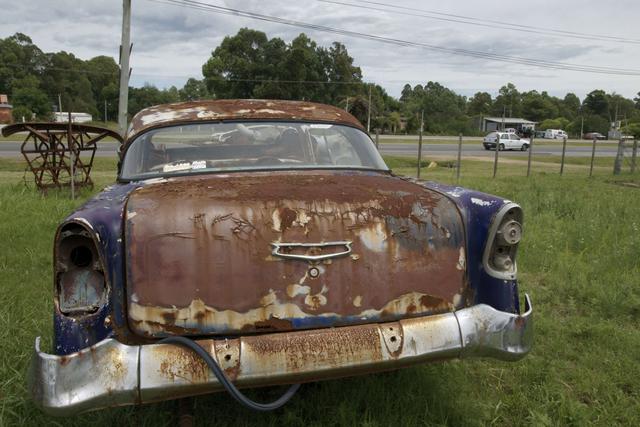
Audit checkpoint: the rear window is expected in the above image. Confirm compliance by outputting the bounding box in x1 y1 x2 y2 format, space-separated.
120 121 388 180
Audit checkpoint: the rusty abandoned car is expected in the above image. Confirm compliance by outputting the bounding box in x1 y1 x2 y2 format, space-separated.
29 99 532 415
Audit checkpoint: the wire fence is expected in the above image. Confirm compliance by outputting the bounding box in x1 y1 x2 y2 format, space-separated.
376 133 639 181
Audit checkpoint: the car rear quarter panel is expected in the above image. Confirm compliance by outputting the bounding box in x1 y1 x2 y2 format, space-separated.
53 182 142 355
419 180 521 314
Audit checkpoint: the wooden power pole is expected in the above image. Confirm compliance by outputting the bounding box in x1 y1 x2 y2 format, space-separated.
118 0 132 137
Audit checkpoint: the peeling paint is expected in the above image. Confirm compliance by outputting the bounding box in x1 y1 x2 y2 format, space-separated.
128 290 455 336
457 247 466 271
304 285 328 310
471 197 493 207
286 284 311 298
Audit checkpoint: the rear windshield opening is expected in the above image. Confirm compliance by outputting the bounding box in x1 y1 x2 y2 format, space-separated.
120 121 388 180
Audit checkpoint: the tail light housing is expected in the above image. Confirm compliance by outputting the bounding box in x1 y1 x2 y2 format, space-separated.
483 203 523 280
55 223 107 315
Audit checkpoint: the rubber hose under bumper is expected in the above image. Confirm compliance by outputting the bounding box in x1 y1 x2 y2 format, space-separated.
159 336 301 411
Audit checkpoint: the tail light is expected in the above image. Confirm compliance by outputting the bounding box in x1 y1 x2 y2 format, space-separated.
483 203 523 280
55 223 106 315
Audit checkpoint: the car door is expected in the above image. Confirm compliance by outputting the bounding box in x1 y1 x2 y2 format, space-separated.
500 133 509 148
509 134 520 149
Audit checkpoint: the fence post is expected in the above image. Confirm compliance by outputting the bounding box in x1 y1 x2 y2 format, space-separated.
631 139 637 173
589 137 597 177
613 138 624 175
526 133 534 177
417 111 424 178
492 134 500 178
417 129 423 178
560 136 567 175
456 133 462 183
68 111 75 200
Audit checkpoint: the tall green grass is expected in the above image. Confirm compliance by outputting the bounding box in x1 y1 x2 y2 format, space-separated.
0 158 638 426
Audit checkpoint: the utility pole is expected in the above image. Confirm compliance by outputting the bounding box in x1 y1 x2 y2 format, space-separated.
58 94 62 119
118 0 132 137
104 100 108 123
580 116 584 139
367 84 372 134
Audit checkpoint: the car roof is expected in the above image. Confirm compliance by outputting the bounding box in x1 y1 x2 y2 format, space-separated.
127 99 364 141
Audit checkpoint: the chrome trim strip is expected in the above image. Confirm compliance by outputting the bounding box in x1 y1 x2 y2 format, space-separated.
271 241 353 262
29 295 532 416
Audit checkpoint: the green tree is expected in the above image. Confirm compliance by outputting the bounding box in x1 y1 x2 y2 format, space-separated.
568 114 609 135
493 83 521 117
202 29 361 107
400 84 413 103
401 81 468 134
560 93 580 119
521 90 558 122
11 75 51 120
539 117 569 130
203 28 271 99
467 92 492 116
623 122 640 138
179 78 210 101
607 93 635 123
0 33 45 96
40 51 96 115
583 90 609 117
128 84 180 115
85 55 119 120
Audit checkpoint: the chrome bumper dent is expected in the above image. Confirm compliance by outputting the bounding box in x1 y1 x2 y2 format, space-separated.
29 295 532 416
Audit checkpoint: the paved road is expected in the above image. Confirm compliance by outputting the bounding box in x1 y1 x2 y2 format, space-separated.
0 139 618 158
377 142 618 158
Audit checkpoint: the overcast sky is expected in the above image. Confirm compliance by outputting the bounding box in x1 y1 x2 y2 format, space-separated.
2 0 639 100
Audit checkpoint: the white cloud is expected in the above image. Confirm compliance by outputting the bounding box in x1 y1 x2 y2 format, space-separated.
1 0 639 100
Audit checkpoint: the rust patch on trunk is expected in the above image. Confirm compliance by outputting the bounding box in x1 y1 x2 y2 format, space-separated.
125 171 467 337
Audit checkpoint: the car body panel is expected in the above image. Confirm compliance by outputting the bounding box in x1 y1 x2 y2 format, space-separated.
124 171 469 337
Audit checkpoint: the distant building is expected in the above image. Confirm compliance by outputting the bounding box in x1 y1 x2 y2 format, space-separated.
53 112 93 123
0 94 13 124
482 117 536 133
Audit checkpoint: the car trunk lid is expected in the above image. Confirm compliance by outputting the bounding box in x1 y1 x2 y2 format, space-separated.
125 171 468 337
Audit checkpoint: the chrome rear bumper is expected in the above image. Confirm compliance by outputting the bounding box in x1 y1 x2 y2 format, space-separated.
29 295 532 416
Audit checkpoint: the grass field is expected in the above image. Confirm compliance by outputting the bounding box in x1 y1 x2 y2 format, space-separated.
1 156 639 426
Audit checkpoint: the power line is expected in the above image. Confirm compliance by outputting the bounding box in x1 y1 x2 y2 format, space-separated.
2 62 119 76
335 0 640 45
2 61 375 85
147 0 640 76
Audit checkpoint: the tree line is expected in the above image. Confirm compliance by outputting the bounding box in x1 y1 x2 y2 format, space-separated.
2 30 639 137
